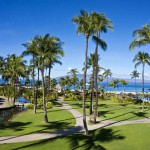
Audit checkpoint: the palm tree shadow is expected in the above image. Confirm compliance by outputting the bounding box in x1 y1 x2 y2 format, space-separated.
69 128 125 150
11 128 125 150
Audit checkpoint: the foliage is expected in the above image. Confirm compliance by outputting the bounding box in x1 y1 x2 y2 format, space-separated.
26 103 34 109
63 92 82 101
47 102 53 109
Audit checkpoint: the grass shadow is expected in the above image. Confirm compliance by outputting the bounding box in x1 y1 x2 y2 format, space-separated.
11 128 125 150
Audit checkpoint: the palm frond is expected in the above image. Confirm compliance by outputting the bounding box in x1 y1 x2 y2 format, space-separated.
92 36 107 51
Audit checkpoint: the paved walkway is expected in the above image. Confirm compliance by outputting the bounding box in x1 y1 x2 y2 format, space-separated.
0 97 150 144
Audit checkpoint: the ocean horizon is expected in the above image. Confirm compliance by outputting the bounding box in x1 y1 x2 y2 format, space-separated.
0 78 150 92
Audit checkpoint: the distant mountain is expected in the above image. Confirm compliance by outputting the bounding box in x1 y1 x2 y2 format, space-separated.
54 74 150 83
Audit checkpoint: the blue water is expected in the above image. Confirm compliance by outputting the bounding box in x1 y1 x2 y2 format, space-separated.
0 78 150 92
68 82 150 92
101 82 150 92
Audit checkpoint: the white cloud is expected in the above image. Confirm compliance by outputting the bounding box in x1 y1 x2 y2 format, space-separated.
67 67 72 71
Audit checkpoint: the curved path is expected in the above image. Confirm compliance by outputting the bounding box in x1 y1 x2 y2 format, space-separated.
0 97 150 144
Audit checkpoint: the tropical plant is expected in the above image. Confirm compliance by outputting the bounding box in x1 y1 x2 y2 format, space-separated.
129 23 150 50
91 12 113 123
72 10 93 134
119 79 128 92
3 54 26 104
59 77 66 90
45 36 64 92
67 68 79 91
109 79 119 92
103 69 112 92
34 34 52 123
22 39 38 114
130 70 140 93
133 52 150 112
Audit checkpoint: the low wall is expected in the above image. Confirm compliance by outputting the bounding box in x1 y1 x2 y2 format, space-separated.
0 105 20 124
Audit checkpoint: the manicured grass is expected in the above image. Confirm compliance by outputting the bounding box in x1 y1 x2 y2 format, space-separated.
65 99 150 121
0 108 75 137
1 123 150 150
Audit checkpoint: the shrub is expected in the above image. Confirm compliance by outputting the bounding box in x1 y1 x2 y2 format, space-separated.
63 92 82 101
37 100 43 109
47 102 53 109
26 103 34 109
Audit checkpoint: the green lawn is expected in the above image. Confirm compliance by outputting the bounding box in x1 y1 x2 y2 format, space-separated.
1 123 150 150
0 108 75 137
65 99 150 121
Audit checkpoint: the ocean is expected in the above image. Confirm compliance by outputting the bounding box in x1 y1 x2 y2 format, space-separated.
0 78 150 92
101 82 150 92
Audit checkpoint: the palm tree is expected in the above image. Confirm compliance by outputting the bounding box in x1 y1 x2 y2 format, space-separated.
119 80 128 92
129 24 150 50
72 10 93 135
91 12 113 123
109 79 119 92
50 78 57 90
76 79 84 91
0 56 4 73
67 68 79 76
133 52 150 112
130 70 140 93
4 54 26 104
71 76 79 91
65 76 72 90
87 53 96 115
35 34 52 123
45 36 64 92
67 68 79 91
103 69 112 92
59 77 66 90
22 39 38 114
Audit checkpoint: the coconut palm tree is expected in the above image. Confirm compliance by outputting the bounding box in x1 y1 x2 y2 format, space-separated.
65 76 72 90
103 69 112 92
72 10 93 134
45 36 64 92
119 79 128 92
4 54 26 104
129 24 150 50
34 34 52 123
76 79 84 91
0 56 4 73
22 39 38 114
87 53 96 115
67 68 79 91
130 70 140 93
91 12 113 123
59 77 66 90
109 79 119 92
133 52 150 112
67 68 79 76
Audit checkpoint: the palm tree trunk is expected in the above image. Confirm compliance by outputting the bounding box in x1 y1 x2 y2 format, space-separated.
94 41 98 123
82 36 89 135
48 65 52 99
33 54 36 114
89 66 94 115
35 67 40 107
142 64 145 112
74 83 75 91
13 81 16 105
107 76 108 92
42 59 48 123
135 77 136 93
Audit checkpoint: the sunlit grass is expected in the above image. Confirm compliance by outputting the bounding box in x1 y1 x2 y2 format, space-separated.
1 123 150 150
0 108 75 137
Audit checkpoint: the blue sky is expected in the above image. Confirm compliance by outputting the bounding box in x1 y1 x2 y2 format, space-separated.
0 0 150 79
